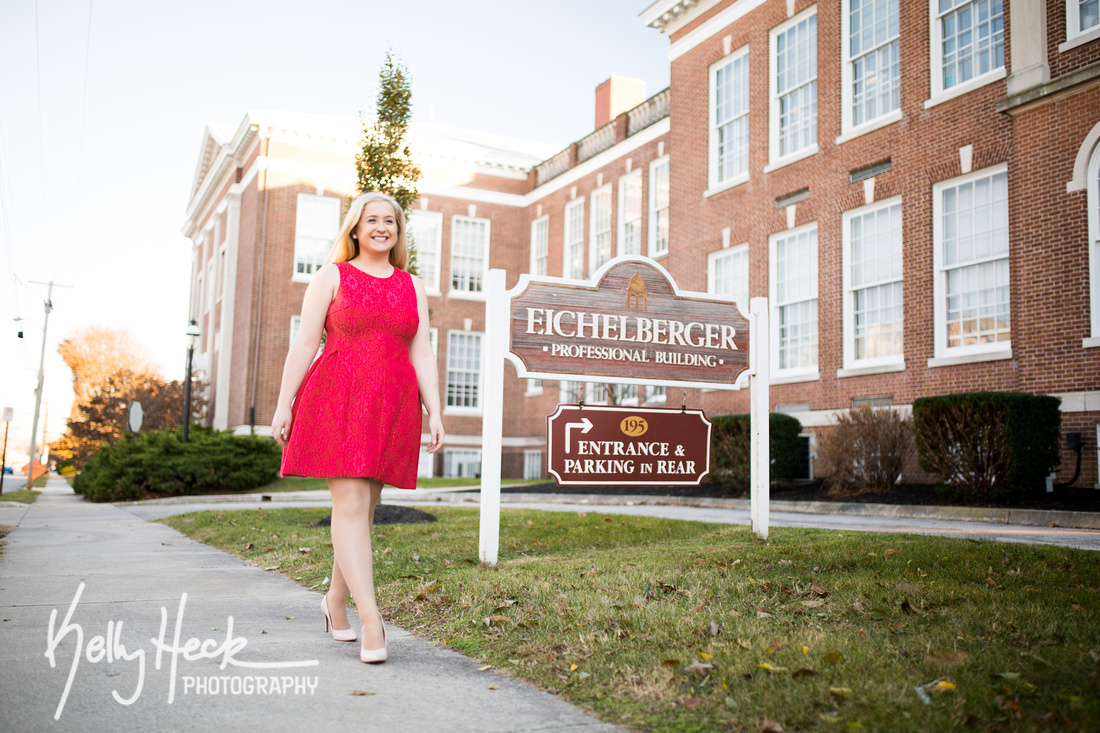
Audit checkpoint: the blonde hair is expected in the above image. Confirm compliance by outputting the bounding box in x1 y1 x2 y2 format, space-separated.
325 192 408 270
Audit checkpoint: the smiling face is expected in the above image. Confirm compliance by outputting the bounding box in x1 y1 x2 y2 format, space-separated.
354 200 400 257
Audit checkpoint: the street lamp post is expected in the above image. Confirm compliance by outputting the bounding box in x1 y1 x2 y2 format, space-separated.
183 320 200 443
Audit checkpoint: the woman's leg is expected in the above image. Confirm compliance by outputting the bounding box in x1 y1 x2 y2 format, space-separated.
326 554 353 631
327 478 385 650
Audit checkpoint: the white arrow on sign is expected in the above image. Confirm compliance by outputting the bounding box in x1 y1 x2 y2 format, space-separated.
564 417 594 454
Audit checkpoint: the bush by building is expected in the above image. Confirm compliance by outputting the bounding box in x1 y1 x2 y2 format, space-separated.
709 413 802 494
72 425 281 503
818 405 913 495
912 392 1061 503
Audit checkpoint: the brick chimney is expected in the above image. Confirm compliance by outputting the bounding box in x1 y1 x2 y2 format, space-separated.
594 75 647 129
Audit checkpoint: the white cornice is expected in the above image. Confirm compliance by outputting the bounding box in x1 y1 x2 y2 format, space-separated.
666 0 769 60
641 0 720 34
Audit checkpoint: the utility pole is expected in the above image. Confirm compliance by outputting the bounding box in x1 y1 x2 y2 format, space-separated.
26 280 71 489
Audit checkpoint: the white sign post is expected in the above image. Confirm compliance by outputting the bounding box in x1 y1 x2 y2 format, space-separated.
479 257 769 565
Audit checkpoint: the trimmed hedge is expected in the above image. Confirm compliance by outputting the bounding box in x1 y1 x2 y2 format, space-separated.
912 392 1061 502
72 425 281 503
709 413 802 494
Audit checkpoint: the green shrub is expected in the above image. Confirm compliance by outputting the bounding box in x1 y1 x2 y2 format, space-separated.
72 425 281 503
818 405 913 495
709 413 802 494
912 392 1060 503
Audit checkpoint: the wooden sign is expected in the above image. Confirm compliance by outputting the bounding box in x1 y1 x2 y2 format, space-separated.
547 405 712 486
510 259 750 386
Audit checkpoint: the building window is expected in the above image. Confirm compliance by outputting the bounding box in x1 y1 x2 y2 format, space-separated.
843 199 904 368
523 450 543 480
445 331 483 411
933 166 1010 357
1090 142 1100 338
649 157 670 257
409 210 443 294
526 378 543 396
428 327 438 357
559 380 609 405
564 199 585 278
931 0 1004 97
1073 0 1100 36
644 385 667 404
710 48 750 188
708 244 750 310
443 449 481 479
290 315 301 346
293 193 340 282
590 186 613 273
450 216 489 294
842 0 900 133
770 225 819 376
618 171 643 256
771 8 818 163
530 215 549 276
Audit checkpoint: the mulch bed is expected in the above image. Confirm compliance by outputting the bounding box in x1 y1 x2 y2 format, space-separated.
497 480 1100 513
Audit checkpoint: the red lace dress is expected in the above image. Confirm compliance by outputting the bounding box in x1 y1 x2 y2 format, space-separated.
280 262 422 489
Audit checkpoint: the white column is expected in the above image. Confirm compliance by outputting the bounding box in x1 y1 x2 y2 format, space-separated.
1006 0 1048 95
749 296 770 541
478 268 508 565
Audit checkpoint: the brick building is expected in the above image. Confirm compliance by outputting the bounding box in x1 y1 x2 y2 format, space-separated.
183 0 1100 487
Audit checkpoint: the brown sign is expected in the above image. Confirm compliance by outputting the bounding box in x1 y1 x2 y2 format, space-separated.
547 405 712 486
510 259 750 386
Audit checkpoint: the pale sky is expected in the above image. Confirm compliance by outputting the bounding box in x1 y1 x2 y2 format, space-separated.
0 0 671 458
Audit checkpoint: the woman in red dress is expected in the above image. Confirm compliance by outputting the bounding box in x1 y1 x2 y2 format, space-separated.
273 192 444 663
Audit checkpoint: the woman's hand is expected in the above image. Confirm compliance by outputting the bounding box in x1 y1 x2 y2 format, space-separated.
272 405 293 447
426 414 445 454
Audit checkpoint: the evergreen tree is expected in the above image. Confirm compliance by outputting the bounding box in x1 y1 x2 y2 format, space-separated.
355 51 421 274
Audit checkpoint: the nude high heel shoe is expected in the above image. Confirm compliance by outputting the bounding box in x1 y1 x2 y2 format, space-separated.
360 613 387 664
321 593 357 642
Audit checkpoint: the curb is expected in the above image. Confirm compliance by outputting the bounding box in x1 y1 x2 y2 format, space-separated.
113 490 1100 531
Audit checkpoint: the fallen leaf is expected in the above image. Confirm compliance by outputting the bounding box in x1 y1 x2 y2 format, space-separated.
349 689 376 696
569 664 578 671
987 577 999 588
761 717 785 732
997 672 1021 680
1004 700 1022 712
483 615 511 627
924 649 970 667
817 710 843 724
884 549 898 557
809 582 828 597
576 671 591 679
852 601 864 612
802 645 809 655
829 687 853 699
477 664 492 671
802 600 825 608
724 696 738 707
792 668 817 679
824 651 843 664
488 684 499 690
710 621 722 636
682 697 702 708
756 609 773 619
758 662 790 674
684 660 714 674
298 547 311 553
661 659 680 667
284 616 294 620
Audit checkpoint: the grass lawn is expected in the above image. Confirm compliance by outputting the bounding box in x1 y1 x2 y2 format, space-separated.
0 489 40 504
160 507 1100 732
253 476 537 493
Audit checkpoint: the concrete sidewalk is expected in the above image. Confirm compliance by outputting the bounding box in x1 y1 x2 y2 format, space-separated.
0 478 622 733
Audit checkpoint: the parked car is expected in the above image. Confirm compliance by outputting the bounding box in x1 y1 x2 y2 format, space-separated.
2 465 13 475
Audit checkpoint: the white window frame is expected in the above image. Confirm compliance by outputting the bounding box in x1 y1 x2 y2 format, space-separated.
530 215 549 276
443 448 482 479
444 330 484 416
449 215 490 300
839 0 902 143
931 164 1012 363
292 193 340 283
290 315 301 347
409 210 443 295
648 157 670 258
1063 0 1100 51
563 199 585 279
205 260 215 314
617 170 643 257
926 0 1006 108
841 197 906 373
1087 142 1100 343
707 244 750 312
768 7 819 170
216 246 227 303
589 185 613 273
523 449 543 480
526 378 543 396
769 223 820 382
708 46 751 193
